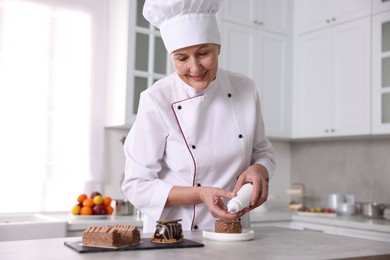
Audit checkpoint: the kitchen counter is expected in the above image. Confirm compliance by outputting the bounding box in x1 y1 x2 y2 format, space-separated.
291 213 390 233
63 210 390 234
1 226 390 260
250 211 390 234
2 210 390 242
65 211 292 236
58 210 390 234
63 210 287 234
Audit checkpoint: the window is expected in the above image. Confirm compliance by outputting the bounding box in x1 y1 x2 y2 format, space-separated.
0 0 107 213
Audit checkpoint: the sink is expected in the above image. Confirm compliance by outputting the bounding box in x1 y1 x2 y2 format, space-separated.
0 214 67 241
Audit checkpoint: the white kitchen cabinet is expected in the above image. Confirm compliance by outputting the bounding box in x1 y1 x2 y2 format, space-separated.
293 18 371 138
335 226 390 242
373 0 390 15
220 21 291 138
222 0 291 35
372 11 390 134
281 221 390 242
289 221 338 234
294 0 371 35
105 0 170 128
251 221 292 229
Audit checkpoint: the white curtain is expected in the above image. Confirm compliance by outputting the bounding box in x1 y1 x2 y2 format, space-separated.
0 0 107 212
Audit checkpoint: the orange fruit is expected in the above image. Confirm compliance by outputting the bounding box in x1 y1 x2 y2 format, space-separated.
77 194 88 204
103 196 112 207
80 206 93 215
106 205 114 215
83 198 94 208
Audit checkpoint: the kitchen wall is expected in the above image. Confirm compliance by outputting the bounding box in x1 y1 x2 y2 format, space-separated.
291 138 390 208
103 129 129 200
263 141 291 211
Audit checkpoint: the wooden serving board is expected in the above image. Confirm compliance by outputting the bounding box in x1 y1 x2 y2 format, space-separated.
64 238 204 254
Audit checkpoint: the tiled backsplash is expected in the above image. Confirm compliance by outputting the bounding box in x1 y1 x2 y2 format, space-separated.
291 138 390 207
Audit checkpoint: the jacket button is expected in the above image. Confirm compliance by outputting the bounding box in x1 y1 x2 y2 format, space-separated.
192 145 196 149
197 183 201 187
238 134 243 138
227 93 232 98
177 105 182 110
194 225 198 230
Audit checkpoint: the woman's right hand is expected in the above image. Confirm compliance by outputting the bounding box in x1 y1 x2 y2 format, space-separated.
197 186 244 220
166 186 245 220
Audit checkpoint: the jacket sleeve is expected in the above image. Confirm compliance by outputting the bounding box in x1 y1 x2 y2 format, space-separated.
121 91 173 221
251 89 276 179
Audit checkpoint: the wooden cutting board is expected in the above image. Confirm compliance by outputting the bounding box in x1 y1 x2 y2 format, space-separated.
64 238 204 254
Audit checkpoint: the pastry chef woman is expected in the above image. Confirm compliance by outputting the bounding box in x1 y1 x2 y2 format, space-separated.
122 0 276 233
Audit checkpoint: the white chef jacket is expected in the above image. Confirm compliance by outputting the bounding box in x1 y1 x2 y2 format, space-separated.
122 68 275 233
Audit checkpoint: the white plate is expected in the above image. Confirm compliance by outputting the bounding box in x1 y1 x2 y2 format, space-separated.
202 229 255 242
70 214 109 220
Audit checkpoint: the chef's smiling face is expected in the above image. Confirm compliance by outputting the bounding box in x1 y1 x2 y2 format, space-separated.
171 44 220 91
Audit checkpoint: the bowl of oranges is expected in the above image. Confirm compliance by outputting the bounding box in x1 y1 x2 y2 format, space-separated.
71 191 113 219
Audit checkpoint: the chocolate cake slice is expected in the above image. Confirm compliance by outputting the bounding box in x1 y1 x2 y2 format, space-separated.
82 224 140 248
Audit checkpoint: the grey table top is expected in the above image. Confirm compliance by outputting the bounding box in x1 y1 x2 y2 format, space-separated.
1 226 390 260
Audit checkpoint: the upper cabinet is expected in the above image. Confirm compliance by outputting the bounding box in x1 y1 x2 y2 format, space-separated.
295 0 371 34
222 0 291 35
221 22 291 138
293 17 371 138
372 11 390 134
220 0 292 138
373 0 390 14
105 0 170 128
104 0 390 138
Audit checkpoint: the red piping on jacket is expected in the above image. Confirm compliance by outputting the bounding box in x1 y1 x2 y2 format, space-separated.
171 95 204 230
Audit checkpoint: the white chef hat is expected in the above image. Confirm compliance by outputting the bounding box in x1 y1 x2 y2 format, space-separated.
143 0 221 54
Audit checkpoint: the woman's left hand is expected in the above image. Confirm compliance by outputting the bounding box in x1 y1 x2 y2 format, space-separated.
231 164 269 214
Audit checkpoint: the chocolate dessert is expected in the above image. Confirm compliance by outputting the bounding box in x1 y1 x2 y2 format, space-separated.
214 219 242 233
82 224 140 248
152 219 183 243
